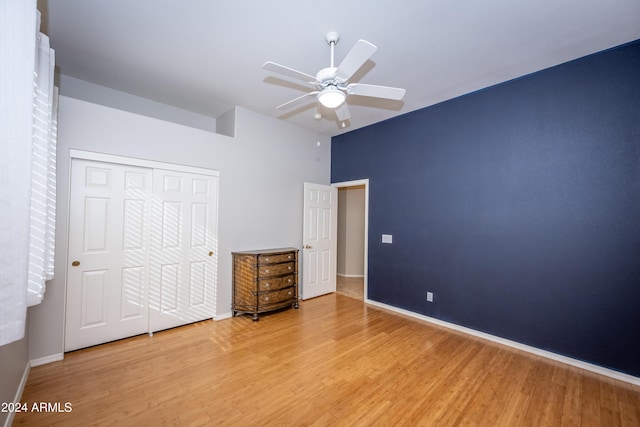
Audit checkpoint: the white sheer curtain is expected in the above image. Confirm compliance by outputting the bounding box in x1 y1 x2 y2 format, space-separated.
28 29 57 307
0 0 57 346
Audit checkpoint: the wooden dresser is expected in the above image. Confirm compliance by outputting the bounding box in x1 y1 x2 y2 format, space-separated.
232 247 299 321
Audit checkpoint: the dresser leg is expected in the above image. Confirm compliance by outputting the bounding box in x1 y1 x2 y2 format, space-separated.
293 301 299 309
252 313 259 321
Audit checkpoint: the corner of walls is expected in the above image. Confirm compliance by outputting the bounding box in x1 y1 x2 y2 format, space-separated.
216 107 236 138
233 106 332 151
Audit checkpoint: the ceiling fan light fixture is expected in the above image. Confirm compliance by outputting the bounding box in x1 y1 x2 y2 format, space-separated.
318 86 346 108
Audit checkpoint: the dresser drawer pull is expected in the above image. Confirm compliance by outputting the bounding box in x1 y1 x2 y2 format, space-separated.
288 255 292 259
265 269 269 273
288 266 292 270
264 282 270 288
264 257 270 262
287 291 292 295
288 278 292 283
264 296 269 301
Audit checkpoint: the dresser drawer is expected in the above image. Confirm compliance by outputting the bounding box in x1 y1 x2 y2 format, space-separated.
258 287 295 305
259 252 295 264
257 275 295 292
258 262 295 277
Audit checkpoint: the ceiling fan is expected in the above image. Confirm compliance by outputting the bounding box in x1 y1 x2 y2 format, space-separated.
262 32 406 122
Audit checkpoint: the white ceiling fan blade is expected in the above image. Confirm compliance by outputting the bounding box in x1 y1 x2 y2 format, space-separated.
276 91 320 110
346 83 406 100
334 40 377 83
263 61 316 82
335 103 351 121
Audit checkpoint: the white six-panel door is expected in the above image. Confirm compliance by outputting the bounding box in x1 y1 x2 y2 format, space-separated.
302 182 337 299
65 158 218 351
66 159 153 351
149 169 218 332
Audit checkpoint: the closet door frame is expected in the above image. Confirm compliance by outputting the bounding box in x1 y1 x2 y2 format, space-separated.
69 150 220 180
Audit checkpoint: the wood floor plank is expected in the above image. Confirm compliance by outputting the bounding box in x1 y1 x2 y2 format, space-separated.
454 347 513 426
13 292 640 426
474 351 531 426
582 372 604 425
560 367 584 426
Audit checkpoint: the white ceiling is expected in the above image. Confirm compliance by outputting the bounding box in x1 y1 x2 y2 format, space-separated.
40 0 640 136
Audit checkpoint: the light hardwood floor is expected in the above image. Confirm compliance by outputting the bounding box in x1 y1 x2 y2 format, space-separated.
15 293 640 426
336 275 364 300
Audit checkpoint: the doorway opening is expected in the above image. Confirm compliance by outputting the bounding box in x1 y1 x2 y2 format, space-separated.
333 179 368 301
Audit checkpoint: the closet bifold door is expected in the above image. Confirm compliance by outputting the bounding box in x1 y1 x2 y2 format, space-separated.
148 169 218 333
65 159 152 352
65 158 219 352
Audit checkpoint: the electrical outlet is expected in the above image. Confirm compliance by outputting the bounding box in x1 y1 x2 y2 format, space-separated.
426 292 434 302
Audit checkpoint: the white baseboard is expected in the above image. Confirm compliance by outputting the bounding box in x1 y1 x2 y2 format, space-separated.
30 352 63 367
365 298 640 387
214 312 232 321
4 361 30 427
337 273 365 278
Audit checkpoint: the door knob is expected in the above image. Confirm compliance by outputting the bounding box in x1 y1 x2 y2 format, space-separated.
304 245 312 249
71 261 80 267
208 251 214 256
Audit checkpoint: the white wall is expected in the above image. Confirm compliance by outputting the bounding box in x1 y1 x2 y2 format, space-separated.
58 75 218 133
337 186 365 277
28 93 331 361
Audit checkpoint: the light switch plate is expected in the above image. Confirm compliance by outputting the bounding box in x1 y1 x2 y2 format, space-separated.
382 234 393 244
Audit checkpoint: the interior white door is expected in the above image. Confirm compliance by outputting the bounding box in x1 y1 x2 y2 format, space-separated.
302 182 337 299
65 159 152 351
148 169 218 332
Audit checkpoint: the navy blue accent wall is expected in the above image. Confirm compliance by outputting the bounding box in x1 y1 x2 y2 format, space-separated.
331 40 640 377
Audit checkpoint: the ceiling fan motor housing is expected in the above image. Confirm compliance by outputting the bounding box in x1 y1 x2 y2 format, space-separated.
316 67 340 86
